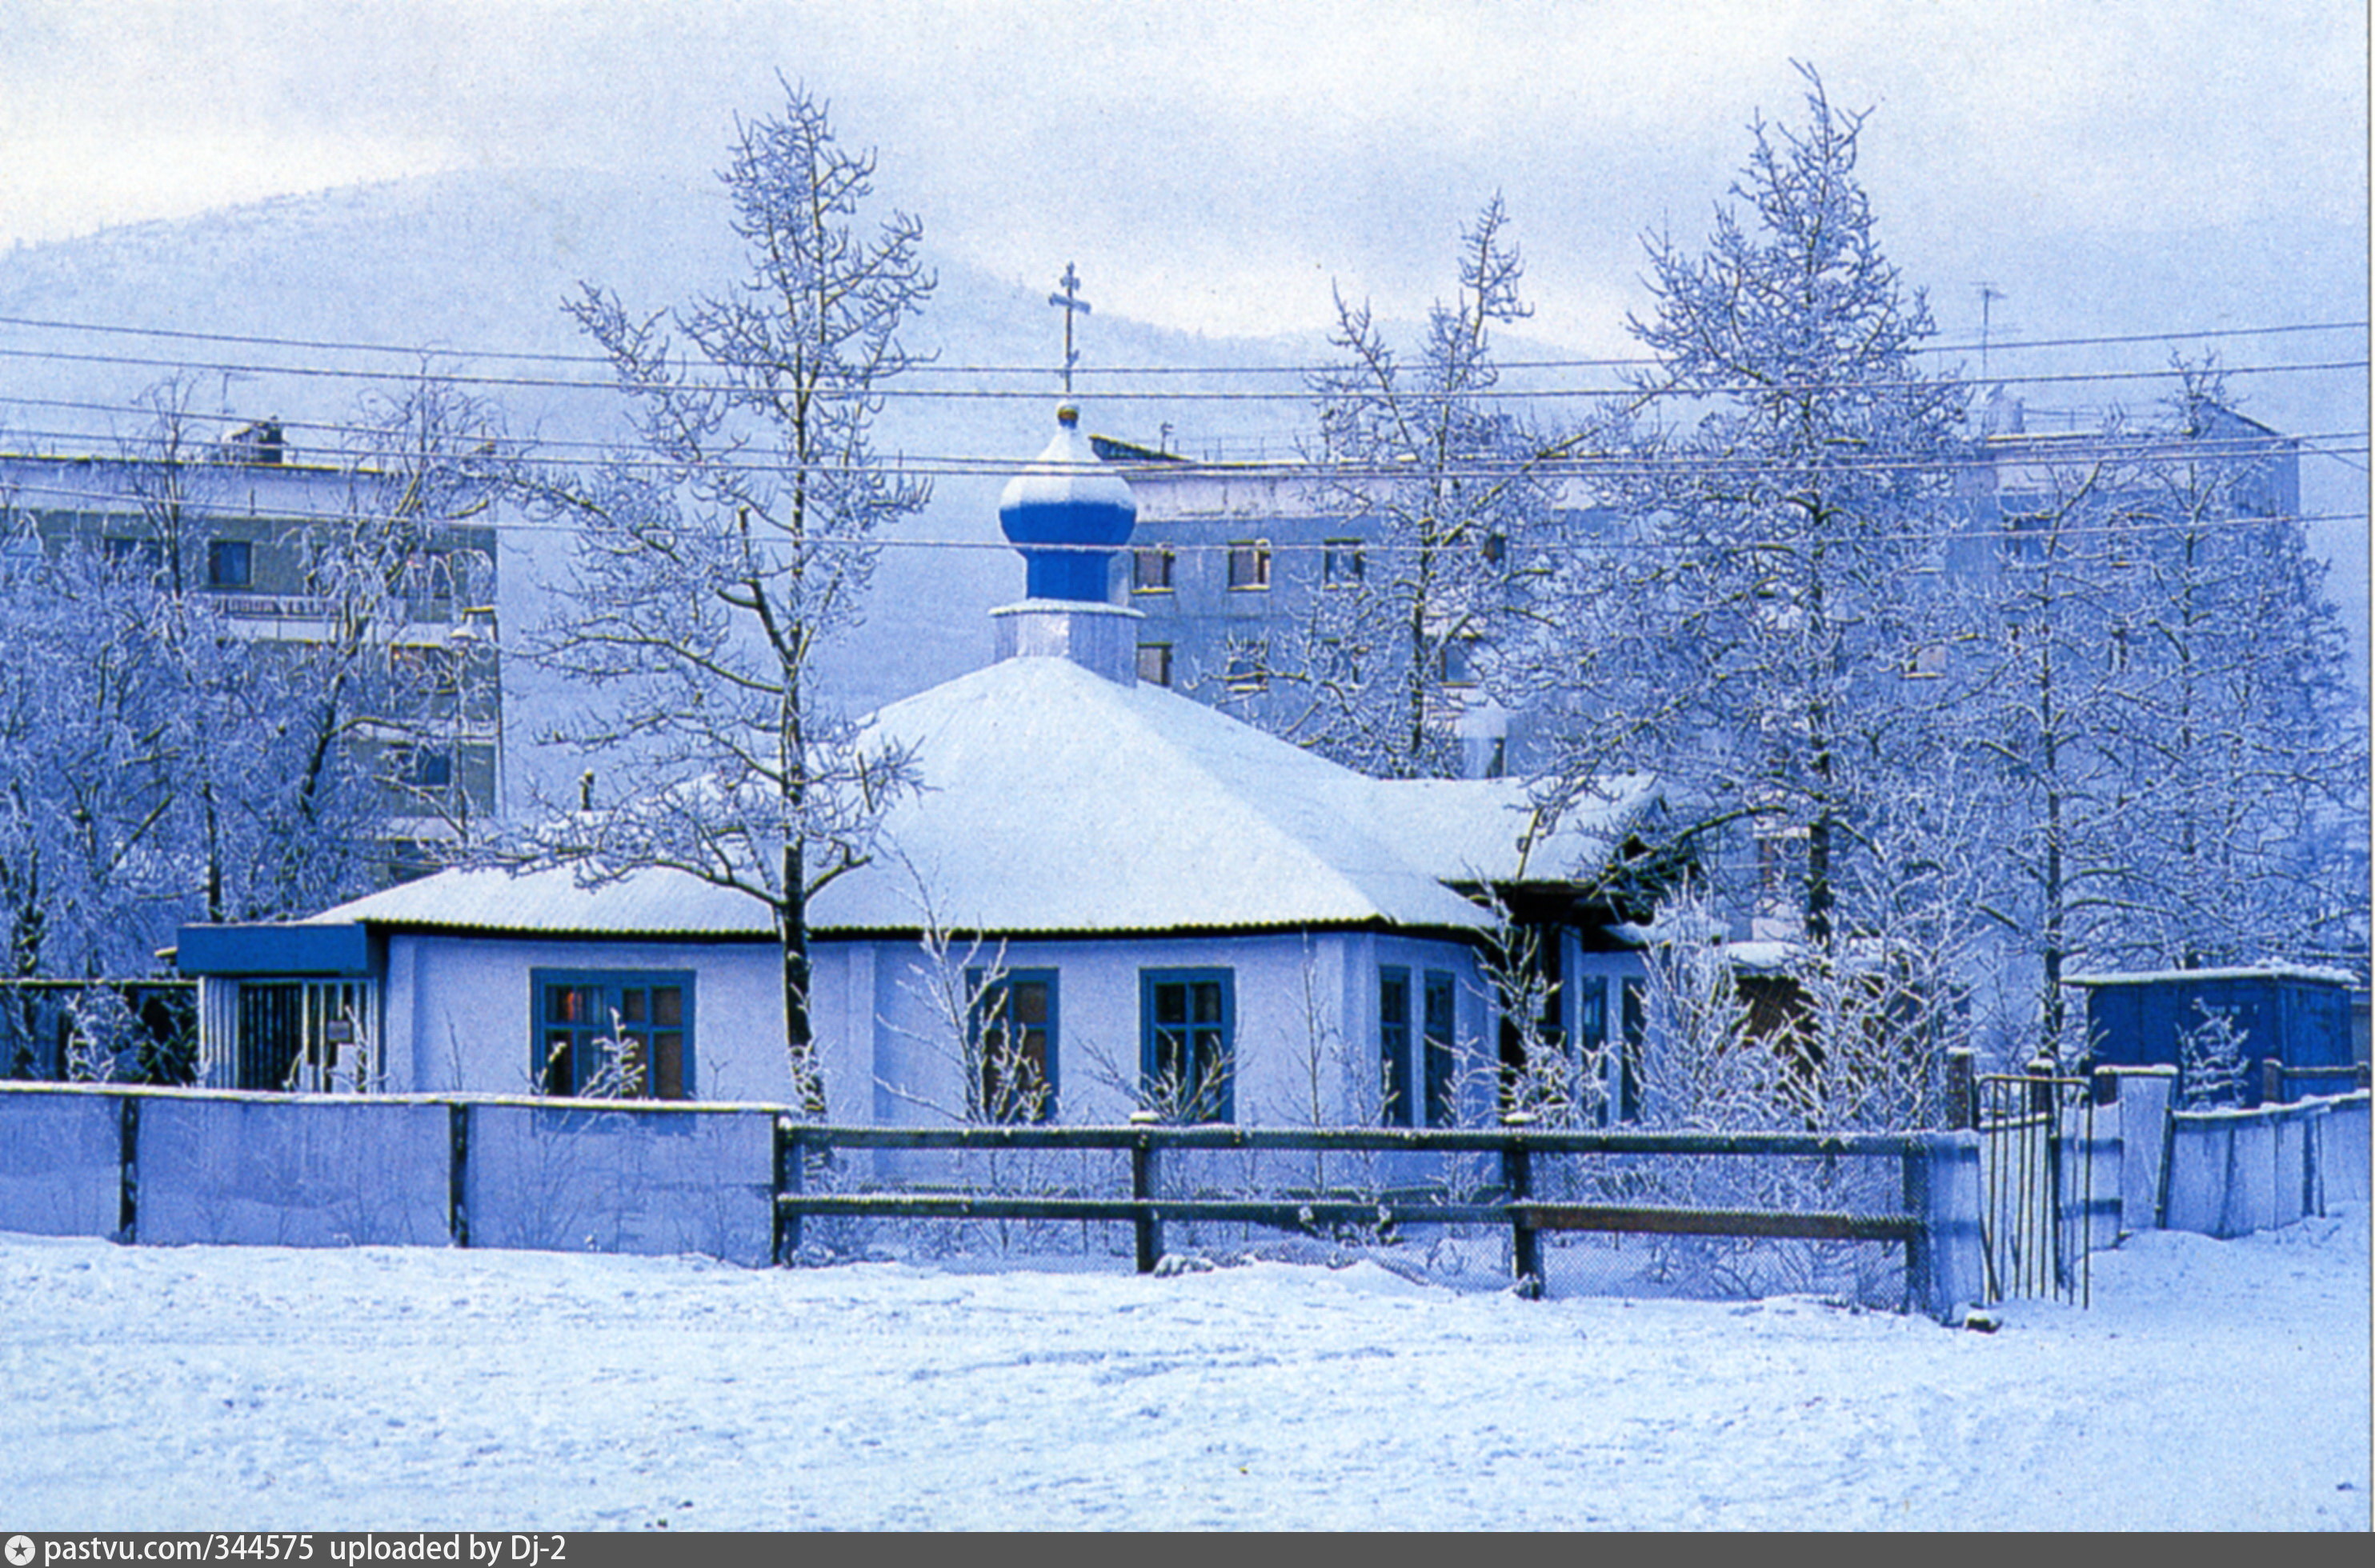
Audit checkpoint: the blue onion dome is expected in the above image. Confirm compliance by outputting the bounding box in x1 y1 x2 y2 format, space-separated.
998 402 1138 601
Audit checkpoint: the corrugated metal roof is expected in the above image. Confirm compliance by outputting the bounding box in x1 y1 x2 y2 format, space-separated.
307 655 1655 939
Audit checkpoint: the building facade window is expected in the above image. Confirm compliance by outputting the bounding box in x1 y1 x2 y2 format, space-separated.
1141 967 1232 1122
393 744 454 790
1422 970 1457 1126
1223 639 1269 694
967 967 1057 1122
1322 538 1365 586
1132 546 1175 593
206 539 253 589
102 537 167 576
532 970 694 1099
1227 539 1272 590
1380 966 1414 1126
1136 642 1173 687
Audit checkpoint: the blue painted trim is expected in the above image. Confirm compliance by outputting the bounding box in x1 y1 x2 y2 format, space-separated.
1022 551 1114 602
175 922 372 977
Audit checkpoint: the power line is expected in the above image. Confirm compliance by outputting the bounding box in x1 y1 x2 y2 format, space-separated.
0 403 2358 488
1 423 2359 494
0 338 2361 405
0 309 2360 378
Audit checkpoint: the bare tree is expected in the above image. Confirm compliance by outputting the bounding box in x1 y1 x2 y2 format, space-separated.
523 83 933 1115
1228 197 1555 780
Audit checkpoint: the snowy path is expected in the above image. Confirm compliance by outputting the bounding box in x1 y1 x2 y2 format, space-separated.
2 1213 2365 1530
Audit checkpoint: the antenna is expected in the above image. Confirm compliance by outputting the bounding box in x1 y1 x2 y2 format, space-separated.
1047 262 1091 397
1975 282 2005 382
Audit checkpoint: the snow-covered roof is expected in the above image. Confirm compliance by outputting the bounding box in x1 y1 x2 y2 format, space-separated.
2064 964 2363 989
306 654 1656 940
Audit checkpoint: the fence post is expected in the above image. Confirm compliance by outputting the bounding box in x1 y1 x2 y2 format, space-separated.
1945 1048 1976 1131
1908 1131 1985 1321
2260 1057 2285 1108
1900 1142 1928 1316
1130 1114 1162 1273
115 1093 139 1246
775 1118 803 1266
447 1102 471 1248
1501 1113 1540 1296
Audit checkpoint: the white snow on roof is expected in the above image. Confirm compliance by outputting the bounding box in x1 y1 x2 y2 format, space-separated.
2065 964 2364 988
311 655 1656 939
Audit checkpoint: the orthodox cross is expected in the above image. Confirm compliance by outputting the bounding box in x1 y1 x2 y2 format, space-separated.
1047 262 1091 397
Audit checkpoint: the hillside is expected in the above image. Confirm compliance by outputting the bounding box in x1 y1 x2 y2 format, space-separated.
0 168 1332 793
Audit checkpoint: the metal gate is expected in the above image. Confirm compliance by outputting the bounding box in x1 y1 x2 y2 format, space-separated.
1976 1067 2101 1306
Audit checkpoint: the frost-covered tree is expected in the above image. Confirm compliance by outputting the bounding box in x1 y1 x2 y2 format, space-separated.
1236 197 1555 779
0 527 183 982
524 83 931 1114
2108 363 2366 971
1610 65 1968 948
1955 414 2165 1047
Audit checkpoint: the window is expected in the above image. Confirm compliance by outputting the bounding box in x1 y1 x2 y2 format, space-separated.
1141 968 1232 1122
1323 538 1365 586
1380 966 1413 1126
1422 971 1457 1127
1482 532 1507 566
968 968 1057 1122
206 539 252 589
392 745 454 790
1575 976 1609 1124
391 645 462 702
1437 636 1479 687
1484 736 1508 780
235 979 374 1093
1616 977 1647 1124
1227 539 1272 590
400 548 456 602
102 537 167 576
1131 546 1175 593
533 970 694 1099
1223 640 1269 694
1136 642 1173 687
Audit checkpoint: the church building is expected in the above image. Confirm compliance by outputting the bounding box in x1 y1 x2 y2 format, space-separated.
174 404 1664 1126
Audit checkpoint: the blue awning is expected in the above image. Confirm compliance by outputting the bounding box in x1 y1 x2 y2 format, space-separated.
174 922 374 978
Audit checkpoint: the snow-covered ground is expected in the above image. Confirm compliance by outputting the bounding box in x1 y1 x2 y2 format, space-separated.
2 1212 2365 1531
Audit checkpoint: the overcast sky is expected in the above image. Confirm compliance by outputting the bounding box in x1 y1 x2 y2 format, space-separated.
3 1 2363 346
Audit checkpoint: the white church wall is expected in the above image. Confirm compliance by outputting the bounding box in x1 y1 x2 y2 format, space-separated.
390 933 791 1102
847 929 1488 1129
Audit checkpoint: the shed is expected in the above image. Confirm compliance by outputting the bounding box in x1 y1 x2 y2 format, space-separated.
2067 966 2362 1105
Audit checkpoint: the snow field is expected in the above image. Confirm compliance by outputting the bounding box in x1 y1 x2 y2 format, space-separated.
0 1210 2365 1531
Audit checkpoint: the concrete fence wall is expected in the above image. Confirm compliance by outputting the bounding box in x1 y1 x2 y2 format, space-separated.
2160 1090 2368 1240
0 1082 779 1266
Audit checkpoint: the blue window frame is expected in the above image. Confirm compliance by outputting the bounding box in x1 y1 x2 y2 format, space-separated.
1140 968 1233 1123
1422 970 1457 1127
967 967 1058 1122
1380 966 1414 1127
207 539 252 588
531 970 695 1099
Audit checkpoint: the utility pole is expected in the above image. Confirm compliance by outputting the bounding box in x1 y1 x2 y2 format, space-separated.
1047 262 1091 398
